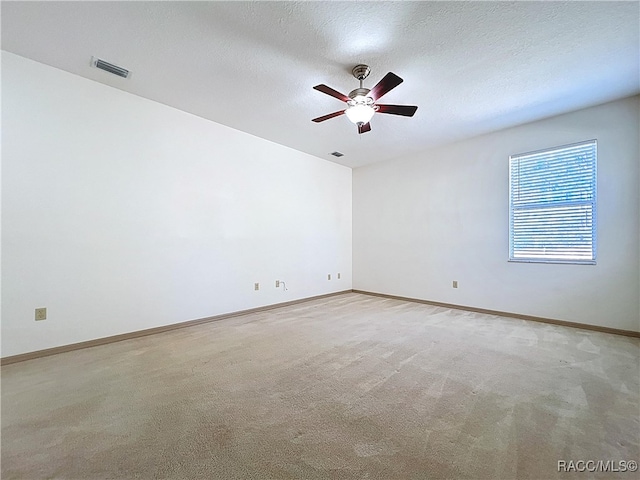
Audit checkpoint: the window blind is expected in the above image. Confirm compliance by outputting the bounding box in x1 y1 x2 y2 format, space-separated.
509 140 597 264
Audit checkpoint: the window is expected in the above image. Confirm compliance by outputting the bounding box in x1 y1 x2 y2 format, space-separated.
509 140 597 264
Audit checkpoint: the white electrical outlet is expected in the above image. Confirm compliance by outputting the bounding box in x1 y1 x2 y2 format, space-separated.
35 307 47 321
254 283 260 291
276 280 280 288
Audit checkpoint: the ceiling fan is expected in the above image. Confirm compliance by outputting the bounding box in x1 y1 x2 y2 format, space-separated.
312 64 418 134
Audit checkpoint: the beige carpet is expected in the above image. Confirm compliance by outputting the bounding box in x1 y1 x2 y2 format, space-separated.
2 292 639 479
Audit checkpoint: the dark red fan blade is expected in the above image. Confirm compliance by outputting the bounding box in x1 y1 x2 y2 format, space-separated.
369 72 403 101
358 122 372 134
376 104 418 117
313 84 350 103
312 110 345 123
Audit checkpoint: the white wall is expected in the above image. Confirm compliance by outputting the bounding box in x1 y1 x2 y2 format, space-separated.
1 53 352 357
354 96 640 332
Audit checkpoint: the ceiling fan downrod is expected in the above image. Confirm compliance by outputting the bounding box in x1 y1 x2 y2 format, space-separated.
350 64 371 99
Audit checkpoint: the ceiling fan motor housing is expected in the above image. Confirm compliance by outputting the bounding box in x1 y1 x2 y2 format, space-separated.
348 87 371 100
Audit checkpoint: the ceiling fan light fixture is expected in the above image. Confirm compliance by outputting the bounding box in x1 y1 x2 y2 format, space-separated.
345 95 376 125
345 103 375 125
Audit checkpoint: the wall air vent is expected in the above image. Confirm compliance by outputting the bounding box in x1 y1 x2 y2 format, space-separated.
91 57 130 78
330 151 344 157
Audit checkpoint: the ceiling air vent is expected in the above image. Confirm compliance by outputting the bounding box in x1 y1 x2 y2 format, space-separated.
91 57 130 78
330 151 344 157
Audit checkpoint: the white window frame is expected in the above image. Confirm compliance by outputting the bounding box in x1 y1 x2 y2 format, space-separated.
509 140 597 265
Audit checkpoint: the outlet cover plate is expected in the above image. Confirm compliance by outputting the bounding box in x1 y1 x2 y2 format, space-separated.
35 307 47 321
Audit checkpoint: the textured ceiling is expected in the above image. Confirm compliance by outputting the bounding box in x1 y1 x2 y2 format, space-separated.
2 1 639 168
